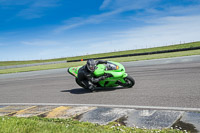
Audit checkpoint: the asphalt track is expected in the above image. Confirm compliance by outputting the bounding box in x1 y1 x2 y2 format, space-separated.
0 55 200 109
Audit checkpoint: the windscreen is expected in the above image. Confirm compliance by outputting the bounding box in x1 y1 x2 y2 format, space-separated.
106 62 118 70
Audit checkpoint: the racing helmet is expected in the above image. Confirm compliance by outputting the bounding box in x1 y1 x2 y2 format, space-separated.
87 59 96 72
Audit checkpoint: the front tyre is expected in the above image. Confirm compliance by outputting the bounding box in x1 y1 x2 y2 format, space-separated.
122 75 135 88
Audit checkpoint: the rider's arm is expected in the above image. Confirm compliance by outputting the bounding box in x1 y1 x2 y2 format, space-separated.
90 76 106 83
85 73 106 83
89 60 110 83
96 60 108 65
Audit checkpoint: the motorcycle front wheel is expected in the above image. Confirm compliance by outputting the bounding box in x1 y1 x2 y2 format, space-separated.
122 75 135 88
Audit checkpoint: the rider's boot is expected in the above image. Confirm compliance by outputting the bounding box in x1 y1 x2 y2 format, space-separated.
88 85 95 92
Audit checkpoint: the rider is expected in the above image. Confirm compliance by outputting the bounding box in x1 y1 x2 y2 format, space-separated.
77 59 111 91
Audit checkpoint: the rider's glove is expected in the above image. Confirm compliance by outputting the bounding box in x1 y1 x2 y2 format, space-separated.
100 74 113 80
104 73 113 77
101 76 107 80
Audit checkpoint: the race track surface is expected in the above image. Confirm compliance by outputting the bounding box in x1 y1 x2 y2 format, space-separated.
0 56 200 108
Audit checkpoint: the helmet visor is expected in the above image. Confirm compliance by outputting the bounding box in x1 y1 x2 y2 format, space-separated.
87 64 96 71
89 65 95 71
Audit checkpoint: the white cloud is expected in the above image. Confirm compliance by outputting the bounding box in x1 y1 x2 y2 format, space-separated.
100 0 112 10
48 15 200 59
100 0 160 10
65 15 200 56
0 0 60 19
167 5 200 15
2 15 199 60
21 40 63 46
54 9 124 33
55 0 200 33
104 15 200 49
55 0 162 33
2 0 200 60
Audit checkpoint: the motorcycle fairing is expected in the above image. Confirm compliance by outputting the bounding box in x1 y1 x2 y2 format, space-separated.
68 66 81 78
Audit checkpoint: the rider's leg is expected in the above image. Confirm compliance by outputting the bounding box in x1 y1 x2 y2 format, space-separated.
81 80 95 91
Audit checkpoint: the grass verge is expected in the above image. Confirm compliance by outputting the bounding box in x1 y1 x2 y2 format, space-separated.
0 49 200 74
0 61 86 74
0 41 200 66
0 116 184 133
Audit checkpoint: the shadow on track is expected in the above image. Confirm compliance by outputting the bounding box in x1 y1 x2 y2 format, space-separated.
61 88 91 94
61 87 127 94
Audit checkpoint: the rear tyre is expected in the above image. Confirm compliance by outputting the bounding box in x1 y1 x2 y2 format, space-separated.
122 75 135 88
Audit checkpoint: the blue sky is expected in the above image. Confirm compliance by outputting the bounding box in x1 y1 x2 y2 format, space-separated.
0 0 200 61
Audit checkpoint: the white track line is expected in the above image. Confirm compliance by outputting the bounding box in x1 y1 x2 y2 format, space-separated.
0 103 200 112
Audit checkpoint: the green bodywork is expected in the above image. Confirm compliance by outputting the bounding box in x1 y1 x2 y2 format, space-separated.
68 61 128 87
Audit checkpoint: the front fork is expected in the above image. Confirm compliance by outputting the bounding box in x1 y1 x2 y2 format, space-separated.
116 73 128 84
121 73 128 83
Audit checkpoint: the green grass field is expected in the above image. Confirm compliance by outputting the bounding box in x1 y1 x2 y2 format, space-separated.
0 116 183 133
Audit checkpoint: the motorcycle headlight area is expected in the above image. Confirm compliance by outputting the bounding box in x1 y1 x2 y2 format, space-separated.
106 63 120 70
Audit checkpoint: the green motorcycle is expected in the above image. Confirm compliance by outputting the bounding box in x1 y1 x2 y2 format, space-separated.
68 61 135 90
